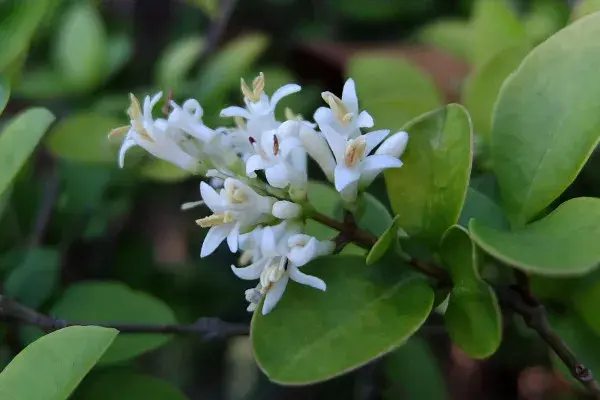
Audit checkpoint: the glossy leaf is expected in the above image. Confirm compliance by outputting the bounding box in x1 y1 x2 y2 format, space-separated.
471 0 527 68
367 215 401 265
470 197 600 276
348 55 442 131
51 282 177 364
0 108 55 197
440 226 502 358
47 113 121 164
462 45 529 141
53 2 107 90
459 187 509 230
492 13 600 226
0 74 9 115
384 105 472 247
155 35 205 89
252 256 434 384
75 371 188 400
0 326 118 400
417 18 472 61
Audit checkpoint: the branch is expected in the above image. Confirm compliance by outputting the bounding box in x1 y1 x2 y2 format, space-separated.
0 295 248 340
311 211 377 250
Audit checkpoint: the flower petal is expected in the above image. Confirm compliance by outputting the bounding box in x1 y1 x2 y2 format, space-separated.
220 106 252 119
260 226 278 256
364 129 390 154
227 222 240 253
118 136 137 168
265 164 289 188
231 259 265 280
262 274 289 315
289 265 326 291
357 110 374 128
299 127 335 181
313 107 333 127
200 224 232 257
334 165 361 192
341 78 358 114
361 154 404 173
320 124 347 164
271 84 301 109
200 182 222 211
245 154 265 176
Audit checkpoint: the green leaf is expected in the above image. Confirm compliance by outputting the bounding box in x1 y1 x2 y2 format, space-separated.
0 74 10 115
47 113 121 164
384 105 472 247
492 13 600 226
251 256 434 384
366 215 401 265
0 326 118 400
53 2 108 90
523 0 568 43
572 280 600 336
105 34 132 80
417 18 472 61
440 226 502 358
140 158 193 183
571 0 600 22
462 45 529 142
5 247 60 308
358 192 393 236
471 0 527 68
348 55 442 131
459 187 509 230
75 371 188 400
384 338 448 400
155 35 205 90
0 107 55 197
470 197 600 276
51 282 177 365
13 67 73 99
196 34 269 102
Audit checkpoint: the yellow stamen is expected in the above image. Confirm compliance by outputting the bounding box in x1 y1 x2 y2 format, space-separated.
321 91 351 125
126 93 155 143
227 185 248 204
344 136 367 167
108 125 130 139
238 251 253 266
234 116 246 130
241 73 265 103
241 78 255 101
196 212 234 228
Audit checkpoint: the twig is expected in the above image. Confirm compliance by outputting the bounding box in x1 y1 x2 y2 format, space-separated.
311 211 377 249
0 295 248 340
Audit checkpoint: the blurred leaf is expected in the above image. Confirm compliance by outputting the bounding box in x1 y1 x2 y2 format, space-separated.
459 187 509 230
0 74 9 115
462 45 529 142
105 34 133 80
196 34 269 102
530 275 580 301
252 256 434 384
384 105 472 247
523 0 568 43
572 280 600 336
357 192 392 236
471 0 527 68
156 35 205 90
417 18 472 61
140 158 193 183
75 371 188 400
5 247 60 308
47 113 121 164
492 13 600 226
51 282 177 365
91 93 130 116
348 55 442 131
58 161 113 212
331 0 432 21
0 0 54 72
184 0 219 18
83 197 131 240
470 197 600 276
366 215 401 265
441 226 501 358
14 67 74 99
0 326 118 400
53 1 108 90
0 108 55 197
384 338 448 400
571 0 600 21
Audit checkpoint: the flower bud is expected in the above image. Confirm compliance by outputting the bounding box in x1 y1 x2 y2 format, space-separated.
299 125 335 182
272 200 303 219
375 131 408 158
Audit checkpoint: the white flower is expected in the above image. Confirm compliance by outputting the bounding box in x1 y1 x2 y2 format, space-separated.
196 178 276 257
299 125 336 182
314 78 374 139
220 72 301 134
360 131 409 187
272 200 303 219
231 223 331 315
109 93 203 172
321 125 404 202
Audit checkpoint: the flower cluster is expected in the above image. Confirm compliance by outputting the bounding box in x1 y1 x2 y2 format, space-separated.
109 73 409 314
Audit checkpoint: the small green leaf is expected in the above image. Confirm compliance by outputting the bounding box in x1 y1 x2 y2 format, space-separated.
53 2 108 90
75 371 188 400
155 35 205 89
462 45 529 142
471 0 527 68
470 197 600 276
459 187 509 230
440 226 502 358
47 113 121 164
417 18 472 61
366 215 401 265
0 326 118 400
196 34 269 102
348 55 442 131
492 13 600 226
252 256 434 384
384 105 472 247
51 282 177 365
0 107 55 197
0 74 10 115
5 247 60 308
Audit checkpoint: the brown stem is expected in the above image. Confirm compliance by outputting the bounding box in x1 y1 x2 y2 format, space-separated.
311 211 376 249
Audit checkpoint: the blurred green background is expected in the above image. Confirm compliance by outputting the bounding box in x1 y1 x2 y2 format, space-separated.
1 0 600 398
